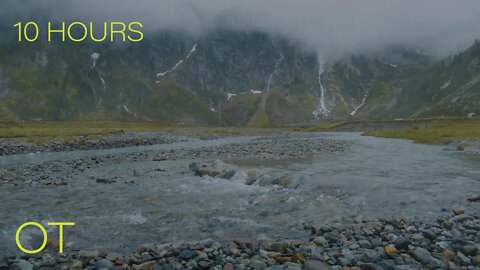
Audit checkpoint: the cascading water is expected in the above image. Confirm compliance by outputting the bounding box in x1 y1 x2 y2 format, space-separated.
123 104 137 118
259 43 285 109
350 92 368 116
89 52 106 109
156 44 197 81
350 93 368 116
91 52 100 68
313 55 330 119
266 56 284 96
100 77 106 91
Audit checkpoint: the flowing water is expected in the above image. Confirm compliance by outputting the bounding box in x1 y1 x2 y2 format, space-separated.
1 133 479 255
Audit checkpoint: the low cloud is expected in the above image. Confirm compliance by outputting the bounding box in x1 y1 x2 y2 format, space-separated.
3 0 480 59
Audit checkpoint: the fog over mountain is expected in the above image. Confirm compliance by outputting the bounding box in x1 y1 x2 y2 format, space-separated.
3 0 480 59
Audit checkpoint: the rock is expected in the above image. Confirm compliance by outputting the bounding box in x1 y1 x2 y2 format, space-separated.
41 253 56 266
324 232 340 243
230 248 241 257
16 260 33 270
257 175 277 186
467 194 480 202
291 254 306 264
393 237 410 250
267 242 288 253
188 242 204 251
190 160 237 179
412 247 447 269
384 225 394 233
442 249 456 261
411 247 432 264
198 260 213 269
312 236 328 247
420 229 437 240
450 215 472 223
284 263 303 270
358 240 372 249
0 262 8 270
461 244 478 256
178 249 198 260
376 260 396 270
265 266 286 270
384 245 398 257
436 241 449 249
472 255 480 265
442 231 453 238
451 239 478 256
371 238 383 247
455 252 471 265
96 178 116 184
136 261 155 270
349 243 360 250
360 249 382 263
220 169 236 179
277 175 293 187
429 257 448 269
223 262 234 270
447 261 460 270
69 260 83 270
272 255 292 264
188 162 198 171
443 220 454 230
161 263 176 270
304 260 331 270
96 259 114 269
246 176 257 185
452 208 464 216
250 259 267 270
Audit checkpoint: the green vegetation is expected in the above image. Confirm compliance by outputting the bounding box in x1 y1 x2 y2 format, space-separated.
222 92 262 126
300 121 346 132
247 108 271 128
0 121 175 143
283 121 345 132
190 128 242 135
363 118 480 144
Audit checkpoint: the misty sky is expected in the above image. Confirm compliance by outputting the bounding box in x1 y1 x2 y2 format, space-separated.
3 0 480 59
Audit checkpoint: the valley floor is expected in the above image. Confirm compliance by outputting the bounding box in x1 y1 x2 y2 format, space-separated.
0 128 479 269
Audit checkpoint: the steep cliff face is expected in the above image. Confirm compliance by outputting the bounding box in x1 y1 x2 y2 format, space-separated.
0 28 479 125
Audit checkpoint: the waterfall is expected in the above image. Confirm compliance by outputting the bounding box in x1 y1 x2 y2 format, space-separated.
313 55 330 119
156 44 197 80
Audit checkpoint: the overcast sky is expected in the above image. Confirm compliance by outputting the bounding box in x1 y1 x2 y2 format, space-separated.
3 0 480 59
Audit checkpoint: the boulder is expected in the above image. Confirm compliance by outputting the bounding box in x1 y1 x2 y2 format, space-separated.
189 160 236 179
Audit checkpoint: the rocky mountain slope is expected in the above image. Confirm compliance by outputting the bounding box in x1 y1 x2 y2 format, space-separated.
0 27 479 126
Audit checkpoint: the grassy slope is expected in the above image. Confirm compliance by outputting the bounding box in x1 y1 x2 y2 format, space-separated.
0 121 175 143
363 118 480 144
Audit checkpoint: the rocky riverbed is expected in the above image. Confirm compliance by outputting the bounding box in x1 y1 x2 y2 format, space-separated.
1 132 480 269
0 133 349 187
0 131 190 156
3 209 480 270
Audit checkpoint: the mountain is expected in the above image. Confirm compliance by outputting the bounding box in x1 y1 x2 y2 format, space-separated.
0 27 479 126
